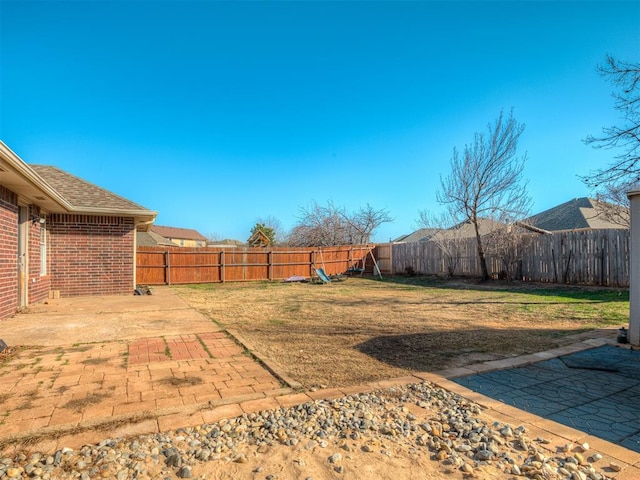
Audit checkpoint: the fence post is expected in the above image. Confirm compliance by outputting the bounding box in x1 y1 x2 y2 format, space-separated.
310 250 315 277
268 250 273 280
165 250 171 285
220 250 225 283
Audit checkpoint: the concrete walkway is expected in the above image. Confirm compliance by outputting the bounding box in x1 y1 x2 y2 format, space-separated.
452 342 640 453
1 290 639 477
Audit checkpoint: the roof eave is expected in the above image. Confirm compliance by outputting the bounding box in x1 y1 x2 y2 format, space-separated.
1 142 158 230
627 188 640 199
67 206 157 231
0 141 74 211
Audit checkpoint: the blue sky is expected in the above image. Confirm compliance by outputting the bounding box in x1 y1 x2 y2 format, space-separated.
1 1 639 242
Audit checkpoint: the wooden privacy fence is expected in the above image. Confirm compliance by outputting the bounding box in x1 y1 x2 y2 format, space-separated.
136 244 375 285
386 229 631 287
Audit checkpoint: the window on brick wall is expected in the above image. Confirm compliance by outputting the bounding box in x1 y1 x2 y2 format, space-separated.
40 218 47 275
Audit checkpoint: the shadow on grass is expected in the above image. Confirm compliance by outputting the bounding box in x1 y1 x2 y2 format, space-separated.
354 327 599 372
371 275 629 304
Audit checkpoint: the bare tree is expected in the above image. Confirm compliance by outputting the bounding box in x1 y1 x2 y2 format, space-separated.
206 232 224 243
437 109 532 281
287 201 392 247
583 56 640 194
415 210 465 276
583 55 640 226
589 187 631 227
287 201 346 246
346 203 394 244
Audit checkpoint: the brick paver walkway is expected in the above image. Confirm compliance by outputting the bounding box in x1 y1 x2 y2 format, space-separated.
127 333 243 364
0 331 285 443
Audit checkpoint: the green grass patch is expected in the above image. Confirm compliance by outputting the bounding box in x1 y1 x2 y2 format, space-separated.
163 337 172 359
196 334 214 359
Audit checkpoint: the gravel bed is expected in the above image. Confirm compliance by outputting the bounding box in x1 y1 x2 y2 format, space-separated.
0 382 620 479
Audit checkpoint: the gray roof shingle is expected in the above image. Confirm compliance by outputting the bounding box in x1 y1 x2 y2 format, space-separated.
395 219 504 243
526 197 628 231
136 231 175 247
30 165 152 213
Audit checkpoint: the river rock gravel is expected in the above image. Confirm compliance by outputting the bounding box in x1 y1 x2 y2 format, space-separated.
0 382 615 479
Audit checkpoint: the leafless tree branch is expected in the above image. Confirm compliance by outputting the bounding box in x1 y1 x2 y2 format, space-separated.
286 201 392 246
583 55 640 194
437 109 531 280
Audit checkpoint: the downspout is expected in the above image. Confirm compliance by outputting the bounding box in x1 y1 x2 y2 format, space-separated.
133 223 137 292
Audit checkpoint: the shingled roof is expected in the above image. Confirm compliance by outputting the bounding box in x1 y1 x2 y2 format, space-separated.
30 165 149 212
136 230 176 247
151 225 207 241
0 141 157 230
393 228 440 243
394 218 503 243
526 197 629 231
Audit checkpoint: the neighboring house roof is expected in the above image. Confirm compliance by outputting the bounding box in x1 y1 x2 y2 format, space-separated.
431 218 504 240
526 197 629 231
151 225 207 241
136 231 175 247
396 219 503 243
0 141 157 230
207 239 244 247
393 228 440 243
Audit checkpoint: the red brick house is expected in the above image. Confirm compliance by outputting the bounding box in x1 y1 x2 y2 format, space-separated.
0 141 157 321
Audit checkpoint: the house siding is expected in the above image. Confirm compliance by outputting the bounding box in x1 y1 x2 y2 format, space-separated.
48 214 135 296
167 238 205 248
0 185 19 320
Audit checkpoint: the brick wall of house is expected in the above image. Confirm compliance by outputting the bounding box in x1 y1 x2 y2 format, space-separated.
0 185 18 320
48 214 135 296
28 205 51 305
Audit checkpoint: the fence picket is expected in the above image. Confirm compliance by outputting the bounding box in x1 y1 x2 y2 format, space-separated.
138 230 630 287
136 244 374 285
387 229 630 286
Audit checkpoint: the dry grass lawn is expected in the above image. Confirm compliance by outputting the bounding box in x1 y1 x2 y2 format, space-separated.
175 276 628 389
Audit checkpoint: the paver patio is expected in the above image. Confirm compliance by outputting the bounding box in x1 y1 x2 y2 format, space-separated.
0 287 288 448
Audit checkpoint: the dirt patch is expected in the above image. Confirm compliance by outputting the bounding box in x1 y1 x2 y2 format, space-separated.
62 392 112 413
16 390 43 410
160 375 204 387
80 357 109 366
0 346 26 367
69 346 92 353
175 276 626 388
